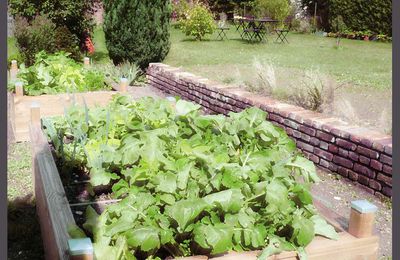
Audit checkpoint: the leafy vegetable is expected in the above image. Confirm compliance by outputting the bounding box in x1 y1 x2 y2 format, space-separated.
8 51 111 95
44 95 338 260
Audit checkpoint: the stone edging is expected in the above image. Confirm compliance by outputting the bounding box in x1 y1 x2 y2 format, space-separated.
146 63 392 198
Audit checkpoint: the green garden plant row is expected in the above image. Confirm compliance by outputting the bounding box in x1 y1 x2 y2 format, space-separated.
43 94 338 260
8 52 112 96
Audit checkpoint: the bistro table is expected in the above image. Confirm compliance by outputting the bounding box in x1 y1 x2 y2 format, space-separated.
233 17 279 42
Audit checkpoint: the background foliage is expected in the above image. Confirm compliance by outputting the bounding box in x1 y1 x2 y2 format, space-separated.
180 3 216 40
9 0 98 48
103 0 172 69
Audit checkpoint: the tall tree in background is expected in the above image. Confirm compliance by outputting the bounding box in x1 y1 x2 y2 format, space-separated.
103 0 172 69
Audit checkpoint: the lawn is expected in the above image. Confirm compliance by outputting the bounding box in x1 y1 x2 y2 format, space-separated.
164 27 392 90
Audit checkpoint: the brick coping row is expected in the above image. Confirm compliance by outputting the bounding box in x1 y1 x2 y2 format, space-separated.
146 63 392 198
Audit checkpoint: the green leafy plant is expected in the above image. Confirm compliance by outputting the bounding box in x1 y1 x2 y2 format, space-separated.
13 15 82 66
44 95 339 260
9 0 97 49
8 51 110 95
180 3 216 41
253 0 290 24
103 0 172 69
93 61 141 86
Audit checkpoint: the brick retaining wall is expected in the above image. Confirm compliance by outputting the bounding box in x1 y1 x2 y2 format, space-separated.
146 63 393 198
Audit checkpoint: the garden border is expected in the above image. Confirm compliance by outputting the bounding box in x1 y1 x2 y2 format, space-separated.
146 63 393 198
29 123 380 260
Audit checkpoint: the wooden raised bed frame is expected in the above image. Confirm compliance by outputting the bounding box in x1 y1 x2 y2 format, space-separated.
29 118 380 260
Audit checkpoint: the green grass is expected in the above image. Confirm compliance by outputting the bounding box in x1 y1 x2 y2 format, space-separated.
91 26 111 64
7 37 19 58
164 27 392 90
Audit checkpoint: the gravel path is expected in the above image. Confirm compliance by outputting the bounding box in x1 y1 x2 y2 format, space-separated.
312 169 392 259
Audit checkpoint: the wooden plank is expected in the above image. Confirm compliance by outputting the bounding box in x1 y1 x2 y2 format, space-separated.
7 92 16 146
30 124 77 260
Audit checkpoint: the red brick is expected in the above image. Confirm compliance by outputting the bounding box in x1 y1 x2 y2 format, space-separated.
329 163 338 172
359 155 371 165
360 138 373 148
333 155 353 169
384 145 392 155
319 159 330 168
353 163 375 178
382 186 392 197
377 173 392 187
370 160 383 171
357 175 370 186
297 141 314 153
320 141 329 150
372 137 392 152
348 151 359 161
368 180 382 191
356 146 379 159
336 138 357 151
383 165 392 175
304 151 319 163
380 154 392 166
314 148 334 161
328 144 339 154
338 148 349 158
310 137 320 146
292 129 302 138
316 131 335 143
330 128 351 139
283 119 299 130
348 170 358 181
300 133 311 142
337 166 349 177
299 125 316 136
269 113 284 124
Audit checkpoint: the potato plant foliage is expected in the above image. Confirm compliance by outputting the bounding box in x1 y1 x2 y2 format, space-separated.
43 95 338 260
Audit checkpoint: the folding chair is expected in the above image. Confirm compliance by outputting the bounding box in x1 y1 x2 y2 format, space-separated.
275 28 289 43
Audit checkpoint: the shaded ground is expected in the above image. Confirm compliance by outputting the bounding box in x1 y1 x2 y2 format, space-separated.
312 169 392 259
8 142 44 260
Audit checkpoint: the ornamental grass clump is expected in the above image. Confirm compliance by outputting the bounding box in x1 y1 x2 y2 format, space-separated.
44 95 338 260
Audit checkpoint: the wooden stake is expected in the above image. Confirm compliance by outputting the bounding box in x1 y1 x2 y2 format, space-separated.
68 238 93 260
15 82 24 96
83 57 90 67
30 102 41 126
348 200 377 238
10 60 18 80
120 78 128 92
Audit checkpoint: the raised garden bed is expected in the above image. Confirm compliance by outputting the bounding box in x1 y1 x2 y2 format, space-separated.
29 96 379 260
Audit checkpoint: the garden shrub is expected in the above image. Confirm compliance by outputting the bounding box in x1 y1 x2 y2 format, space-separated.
180 3 216 41
329 0 391 36
14 15 82 66
253 0 290 23
103 0 172 69
9 0 97 48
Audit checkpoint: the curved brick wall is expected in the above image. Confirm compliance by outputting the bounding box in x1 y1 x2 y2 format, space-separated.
146 63 393 198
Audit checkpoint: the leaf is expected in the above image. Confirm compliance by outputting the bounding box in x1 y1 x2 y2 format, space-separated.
175 99 201 116
286 156 320 183
203 189 244 213
125 226 160 252
291 215 315 246
90 168 119 186
153 172 177 194
257 236 295 260
193 223 234 254
310 215 339 240
67 224 87 238
165 198 208 231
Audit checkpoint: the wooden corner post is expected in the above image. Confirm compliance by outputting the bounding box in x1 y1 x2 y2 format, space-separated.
120 77 128 93
15 82 24 97
10 60 18 80
30 102 41 126
68 238 93 260
348 200 378 238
